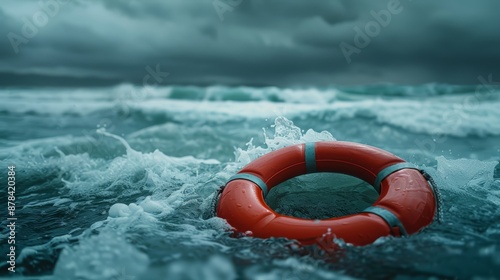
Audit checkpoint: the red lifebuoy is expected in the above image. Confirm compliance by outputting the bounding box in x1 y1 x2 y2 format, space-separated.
216 141 436 246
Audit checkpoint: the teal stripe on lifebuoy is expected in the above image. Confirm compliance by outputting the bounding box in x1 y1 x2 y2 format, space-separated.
227 173 269 197
362 206 408 236
373 162 418 193
305 142 317 173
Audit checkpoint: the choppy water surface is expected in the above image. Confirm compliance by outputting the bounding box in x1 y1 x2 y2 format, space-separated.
0 84 499 279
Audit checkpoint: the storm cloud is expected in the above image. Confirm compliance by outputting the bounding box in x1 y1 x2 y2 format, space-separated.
1 0 499 87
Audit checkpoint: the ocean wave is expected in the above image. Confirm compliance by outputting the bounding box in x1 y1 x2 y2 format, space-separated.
2 83 500 279
143 83 500 102
3 84 498 138
121 96 500 138
1 114 499 279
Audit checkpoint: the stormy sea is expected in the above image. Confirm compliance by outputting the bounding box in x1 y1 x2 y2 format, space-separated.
1 84 499 279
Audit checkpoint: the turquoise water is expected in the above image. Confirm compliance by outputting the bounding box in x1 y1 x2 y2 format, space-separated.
1 84 499 279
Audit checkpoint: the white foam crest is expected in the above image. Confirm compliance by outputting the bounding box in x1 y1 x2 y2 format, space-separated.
100 202 161 237
0 135 80 158
367 96 500 137
312 95 500 137
203 85 339 104
275 88 339 104
2 87 499 138
106 190 201 223
72 116 335 264
125 92 500 137
61 129 220 198
128 98 324 121
111 83 173 100
232 116 336 168
0 87 112 101
49 129 228 247
0 89 112 116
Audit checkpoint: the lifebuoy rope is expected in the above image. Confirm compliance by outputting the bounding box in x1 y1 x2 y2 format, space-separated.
207 185 225 219
420 170 444 223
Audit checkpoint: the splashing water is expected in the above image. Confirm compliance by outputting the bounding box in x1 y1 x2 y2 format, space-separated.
0 85 499 279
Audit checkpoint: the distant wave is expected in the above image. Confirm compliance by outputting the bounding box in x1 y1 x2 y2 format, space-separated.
161 83 499 102
1 84 499 138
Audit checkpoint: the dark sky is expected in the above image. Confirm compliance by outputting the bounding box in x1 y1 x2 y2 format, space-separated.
1 0 500 87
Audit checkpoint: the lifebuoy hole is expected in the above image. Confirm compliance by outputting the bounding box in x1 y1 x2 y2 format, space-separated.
265 173 379 220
